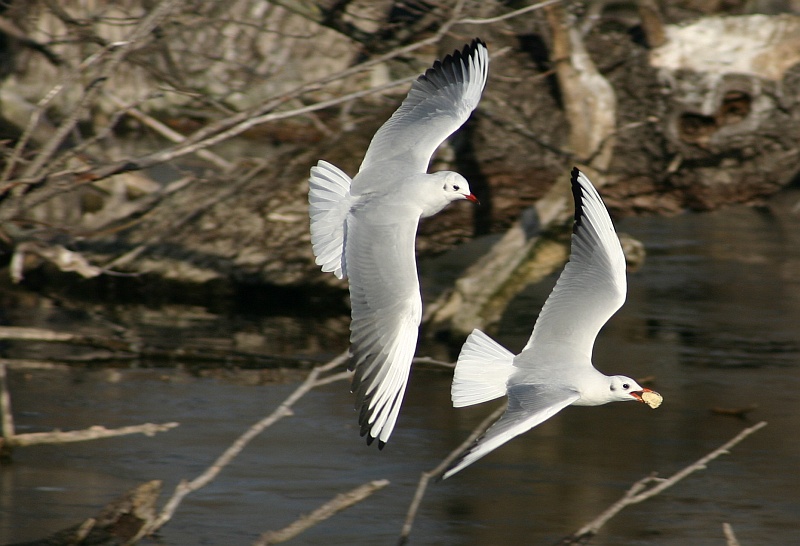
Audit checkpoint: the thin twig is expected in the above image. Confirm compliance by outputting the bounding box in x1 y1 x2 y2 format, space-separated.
155 74 417 164
564 421 768 543
457 0 562 25
147 0 467 163
42 92 155 177
0 359 70 370
0 0 469 204
0 21 117 187
723 522 741 546
21 0 186 182
411 356 455 369
143 350 350 535
0 81 64 185
0 363 15 440
312 370 352 388
104 90 233 171
397 403 506 545
100 161 267 269
255 479 390 545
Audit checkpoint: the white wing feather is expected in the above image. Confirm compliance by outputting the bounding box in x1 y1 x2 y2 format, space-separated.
519 169 626 365
356 40 489 180
443 384 580 479
346 207 422 446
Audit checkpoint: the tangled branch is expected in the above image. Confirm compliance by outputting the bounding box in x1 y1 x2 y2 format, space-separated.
561 421 768 544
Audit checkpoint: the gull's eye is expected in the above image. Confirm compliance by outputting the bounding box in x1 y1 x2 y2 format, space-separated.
453 184 460 191
623 383 630 390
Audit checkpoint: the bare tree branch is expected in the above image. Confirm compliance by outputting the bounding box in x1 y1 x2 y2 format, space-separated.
397 403 506 545
458 0 562 25
0 15 64 66
723 522 741 546
0 323 334 372
0 361 177 461
0 364 15 442
0 4 471 225
10 241 104 282
255 479 390 546
7 422 179 448
269 0 373 45
0 359 70 370
142 351 350 535
561 421 768 544
21 0 187 182
104 90 233 171
99 161 267 269
0 0 565 236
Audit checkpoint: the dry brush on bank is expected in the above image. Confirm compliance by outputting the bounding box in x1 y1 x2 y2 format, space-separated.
0 1 796 314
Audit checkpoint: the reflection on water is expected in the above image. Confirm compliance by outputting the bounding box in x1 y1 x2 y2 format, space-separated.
2 191 800 545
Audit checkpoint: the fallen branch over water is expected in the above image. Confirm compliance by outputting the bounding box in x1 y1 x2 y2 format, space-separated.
397 403 506 545
723 522 741 546
140 351 351 535
0 325 320 368
256 479 390 545
395 412 767 545
559 420 768 545
0 363 177 458
4 422 179 448
2 350 355 544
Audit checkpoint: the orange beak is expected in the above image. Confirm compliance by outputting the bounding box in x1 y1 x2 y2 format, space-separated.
465 193 480 205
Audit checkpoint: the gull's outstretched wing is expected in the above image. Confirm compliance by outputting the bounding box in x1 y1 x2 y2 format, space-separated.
357 39 489 179
346 205 423 447
442 384 580 479
519 168 627 367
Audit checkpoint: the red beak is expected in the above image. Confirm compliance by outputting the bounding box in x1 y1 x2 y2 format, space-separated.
465 193 480 205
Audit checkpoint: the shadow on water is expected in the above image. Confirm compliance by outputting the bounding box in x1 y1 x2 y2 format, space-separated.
2 191 800 544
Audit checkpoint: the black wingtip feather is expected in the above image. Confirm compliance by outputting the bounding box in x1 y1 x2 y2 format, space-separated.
570 167 584 233
363 433 387 450
419 38 486 84
463 38 487 57
360 415 372 436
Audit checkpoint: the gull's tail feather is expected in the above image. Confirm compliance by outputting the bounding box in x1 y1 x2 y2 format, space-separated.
451 329 515 408
308 160 352 279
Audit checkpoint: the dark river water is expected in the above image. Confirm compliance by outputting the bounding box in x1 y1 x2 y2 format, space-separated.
2 189 800 545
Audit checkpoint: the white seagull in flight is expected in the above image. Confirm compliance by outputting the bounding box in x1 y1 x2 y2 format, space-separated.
308 39 489 448
443 168 662 479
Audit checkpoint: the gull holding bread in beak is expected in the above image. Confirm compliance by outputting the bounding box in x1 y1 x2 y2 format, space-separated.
443 168 662 479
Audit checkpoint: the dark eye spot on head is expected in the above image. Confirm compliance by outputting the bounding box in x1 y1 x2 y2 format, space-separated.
453 184 460 191
610 385 615 391
623 383 630 390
